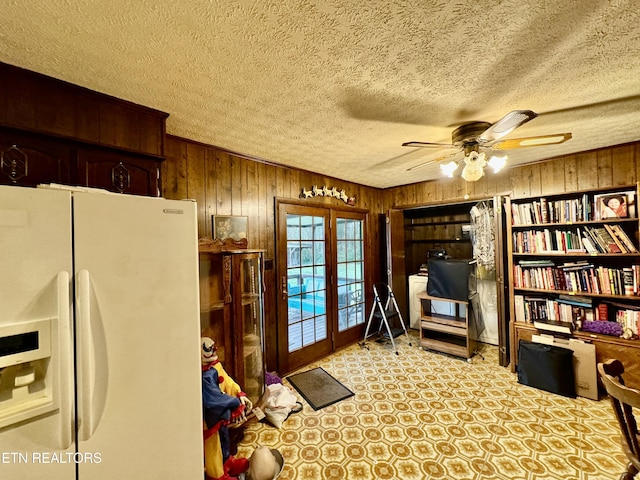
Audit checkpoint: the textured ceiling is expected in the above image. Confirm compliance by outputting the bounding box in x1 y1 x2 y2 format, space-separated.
2 0 640 188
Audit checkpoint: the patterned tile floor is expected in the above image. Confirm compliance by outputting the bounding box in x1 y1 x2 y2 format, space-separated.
237 332 629 479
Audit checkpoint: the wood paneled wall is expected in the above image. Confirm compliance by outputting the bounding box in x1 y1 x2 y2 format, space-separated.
163 136 639 372
6 61 639 374
161 135 384 370
383 143 640 208
0 62 167 157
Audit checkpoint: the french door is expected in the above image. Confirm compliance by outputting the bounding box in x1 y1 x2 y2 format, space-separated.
276 201 367 373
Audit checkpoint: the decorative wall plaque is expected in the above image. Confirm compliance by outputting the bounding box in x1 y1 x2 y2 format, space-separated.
299 185 357 205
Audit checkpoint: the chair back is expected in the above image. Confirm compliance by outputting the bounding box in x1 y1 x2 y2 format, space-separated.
597 359 640 477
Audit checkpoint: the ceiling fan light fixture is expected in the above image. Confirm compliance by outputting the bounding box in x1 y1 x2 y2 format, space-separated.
488 154 507 173
460 151 486 182
401 110 572 178
440 160 459 177
461 163 484 181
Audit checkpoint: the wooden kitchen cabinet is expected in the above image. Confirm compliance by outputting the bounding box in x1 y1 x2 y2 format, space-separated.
0 128 163 196
76 146 162 196
0 62 167 196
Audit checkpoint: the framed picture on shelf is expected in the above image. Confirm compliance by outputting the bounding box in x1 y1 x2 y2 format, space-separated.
618 189 637 218
594 192 629 220
212 215 248 241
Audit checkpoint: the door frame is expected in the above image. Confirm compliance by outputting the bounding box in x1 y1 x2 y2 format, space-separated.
275 198 369 374
388 195 511 364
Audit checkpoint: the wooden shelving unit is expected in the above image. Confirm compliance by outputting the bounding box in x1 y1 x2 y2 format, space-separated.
198 245 266 405
403 204 474 275
507 183 640 388
418 292 476 360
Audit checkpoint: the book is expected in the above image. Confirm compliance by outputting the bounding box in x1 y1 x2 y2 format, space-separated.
594 226 622 253
558 294 593 307
584 227 606 253
610 224 638 253
596 303 609 321
540 198 549 223
533 319 573 334
518 259 556 267
604 224 628 253
514 294 526 322
511 203 522 225
581 235 599 254
582 193 591 221
623 267 634 296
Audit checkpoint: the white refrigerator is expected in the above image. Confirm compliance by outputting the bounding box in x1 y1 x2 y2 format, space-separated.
0 184 203 479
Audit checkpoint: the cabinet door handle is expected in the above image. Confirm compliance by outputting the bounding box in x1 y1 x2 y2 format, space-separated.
281 276 288 299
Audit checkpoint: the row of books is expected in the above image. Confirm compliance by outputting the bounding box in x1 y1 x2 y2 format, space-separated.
512 224 637 254
512 195 590 225
615 309 640 336
513 260 640 296
513 295 591 333
514 294 640 336
511 189 637 225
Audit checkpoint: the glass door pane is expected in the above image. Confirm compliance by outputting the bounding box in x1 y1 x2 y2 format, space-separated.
238 253 264 404
286 213 328 352
199 252 231 366
336 217 365 331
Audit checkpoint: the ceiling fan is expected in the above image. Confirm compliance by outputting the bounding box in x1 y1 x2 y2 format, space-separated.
402 110 572 181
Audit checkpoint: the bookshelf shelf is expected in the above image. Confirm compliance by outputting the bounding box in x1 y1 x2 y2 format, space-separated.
513 252 640 257
508 183 640 385
513 286 640 301
511 218 638 228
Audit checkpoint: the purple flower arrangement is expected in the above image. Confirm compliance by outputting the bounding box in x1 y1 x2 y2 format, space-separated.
581 320 623 336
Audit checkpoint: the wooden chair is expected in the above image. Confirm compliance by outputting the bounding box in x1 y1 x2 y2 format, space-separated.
597 359 640 480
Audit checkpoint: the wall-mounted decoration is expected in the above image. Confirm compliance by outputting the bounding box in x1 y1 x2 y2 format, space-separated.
299 185 357 206
1 144 28 182
212 215 248 243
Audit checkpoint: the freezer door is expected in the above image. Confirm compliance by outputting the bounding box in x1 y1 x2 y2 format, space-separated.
0 185 76 480
72 192 203 479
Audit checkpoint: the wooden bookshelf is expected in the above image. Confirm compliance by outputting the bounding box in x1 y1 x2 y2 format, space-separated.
508 184 640 384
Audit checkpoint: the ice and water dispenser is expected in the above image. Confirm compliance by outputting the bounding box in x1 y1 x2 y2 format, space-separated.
0 318 55 428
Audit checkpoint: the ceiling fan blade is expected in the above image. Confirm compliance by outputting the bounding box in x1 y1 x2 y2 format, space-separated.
406 151 460 171
491 132 572 150
478 110 538 143
402 141 456 148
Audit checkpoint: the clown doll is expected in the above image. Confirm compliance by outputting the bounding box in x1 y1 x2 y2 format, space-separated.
202 337 253 480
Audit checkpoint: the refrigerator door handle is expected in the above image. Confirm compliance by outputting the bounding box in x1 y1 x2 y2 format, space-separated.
57 271 74 450
77 269 98 440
